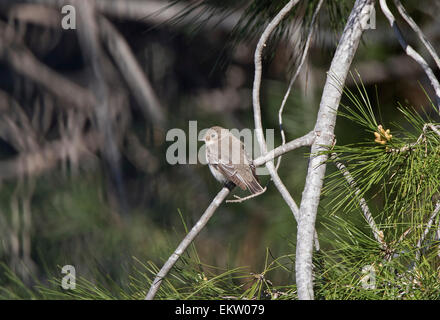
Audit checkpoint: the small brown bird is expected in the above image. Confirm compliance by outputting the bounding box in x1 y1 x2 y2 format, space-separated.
204 126 264 194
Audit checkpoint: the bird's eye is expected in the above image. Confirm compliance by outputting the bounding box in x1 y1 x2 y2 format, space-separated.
211 134 215 138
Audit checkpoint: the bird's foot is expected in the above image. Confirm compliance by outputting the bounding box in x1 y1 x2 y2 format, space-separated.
226 187 267 203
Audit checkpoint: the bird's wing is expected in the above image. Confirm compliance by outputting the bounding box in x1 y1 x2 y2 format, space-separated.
213 134 264 193
214 161 247 191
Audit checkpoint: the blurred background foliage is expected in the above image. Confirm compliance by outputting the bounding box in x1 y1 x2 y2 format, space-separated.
0 0 439 299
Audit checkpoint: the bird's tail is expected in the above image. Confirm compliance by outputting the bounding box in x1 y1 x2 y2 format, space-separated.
246 176 264 194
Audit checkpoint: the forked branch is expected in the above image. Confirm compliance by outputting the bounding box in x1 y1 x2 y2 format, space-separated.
379 0 440 109
145 131 315 300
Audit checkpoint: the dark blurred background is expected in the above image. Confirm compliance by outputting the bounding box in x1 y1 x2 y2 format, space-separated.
0 0 439 294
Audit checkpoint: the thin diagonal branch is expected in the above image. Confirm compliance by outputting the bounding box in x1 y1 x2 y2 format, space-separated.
0 22 96 110
74 0 126 210
251 0 321 251
277 0 324 170
252 0 306 225
145 186 231 300
8 0 241 32
331 153 386 250
415 201 440 261
427 123 440 137
253 130 316 167
386 123 440 154
226 187 266 203
0 131 100 180
437 220 440 259
379 0 440 110
98 16 165 124
392 0 440 72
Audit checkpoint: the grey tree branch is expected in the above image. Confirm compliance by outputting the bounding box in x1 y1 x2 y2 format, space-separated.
0 131 100 181
277 0 324 170
437 220 440 259
74 0 125 203
386 123 440 154
0 22 96 110
98 16 165 124
253 131 315 167
7 0 242 32
427 123 440 137
392 0 440 72
0 90 39 152
296 0 375 300
415 201 440 261
145 186 231 300
252 0 309 230
331 153 387 250
379 0 440 110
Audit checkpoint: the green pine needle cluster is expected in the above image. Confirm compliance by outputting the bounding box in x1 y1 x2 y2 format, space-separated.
320 75 440 299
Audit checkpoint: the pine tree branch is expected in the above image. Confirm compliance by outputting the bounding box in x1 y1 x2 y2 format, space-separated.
331 153 387 250
415 201 440 261
5 0 242 32
296 0 375 300
427 123 440 137
0 22 96 111
253 131 316 167
73 0 125 207
379 0 440 110
437 220 440 259
277 0 324 170
386 123 440 153
252 0 310 234
0 131 100 180
392 0 440 72
145 186 231 300
97 16 165 124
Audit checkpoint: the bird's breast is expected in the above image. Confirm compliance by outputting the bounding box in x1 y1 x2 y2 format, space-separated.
208 164 227 183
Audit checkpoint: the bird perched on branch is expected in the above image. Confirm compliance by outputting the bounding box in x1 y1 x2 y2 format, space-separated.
203 126 264 194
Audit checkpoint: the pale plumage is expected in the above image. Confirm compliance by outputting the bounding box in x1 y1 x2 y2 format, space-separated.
204 126 264 194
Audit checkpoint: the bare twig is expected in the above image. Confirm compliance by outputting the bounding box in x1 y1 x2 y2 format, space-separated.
251 0 321 252
8 3 61 28
252 0 306 223
0 23 96 110
0 131 100 181
277 0 324 170
386 123 440 153
124 133 159 175
7 0 241 32
426 123 440 137
94 0 241 32
331 153 387 250
296 0 375 300
74 0 126 209
415 201 440 261
98 16 165 124
0 91 40 152
145 186 231 300
379 0 440 110
393 0 440 72
437 220 440 259
253 131 315 167
226 187 267 203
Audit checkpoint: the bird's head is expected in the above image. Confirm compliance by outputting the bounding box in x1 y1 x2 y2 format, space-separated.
204 126 226 145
